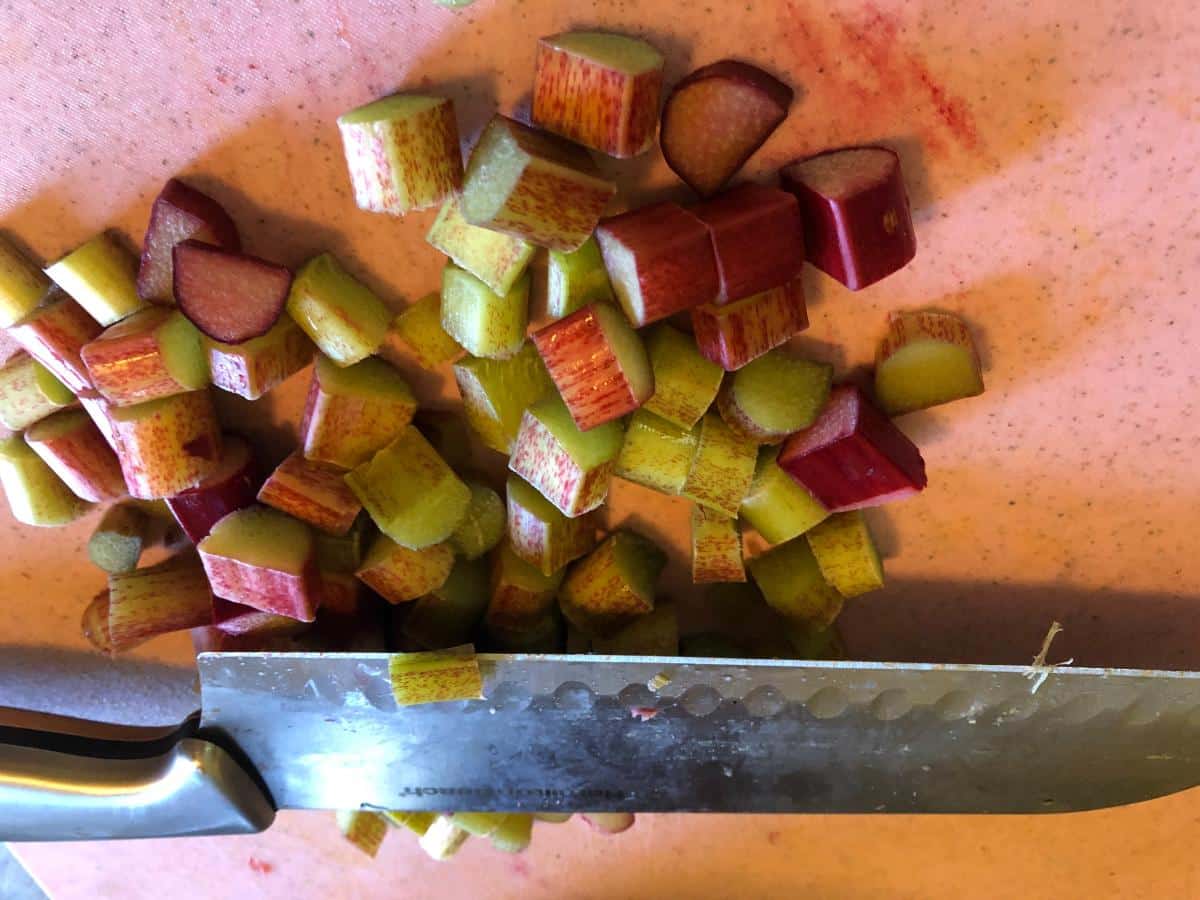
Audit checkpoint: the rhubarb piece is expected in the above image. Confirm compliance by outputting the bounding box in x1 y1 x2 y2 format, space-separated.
88 503 151 574
460 115 616 252
532 31 664 158
77 392 120 451
440 265 530 359
508 392 623 518
0 352 75 430
384 811 435 836
137 178 241 303
198 504 321 621
418 814 471 860
485 608 562 652
107 552 214 651
452 343 554 454
486 541 565 629
8 290 102 392
213 597 309 637
581 812 635 833
315 515 370 573
389 292 462 368
590 602 678 654
533 302 652 430
206 314 314 400
337 810 388 858
356 533 454 604
785 621 846 660
81 590 117 654
681 412 757 517
777 385 927 511
0 236 49 327
45 233 147 326
691 505 745 584
874 310 984 415
337 94 463 216
24 409 126 502
740 446 829 544
805 511 884 598
717 350 832 443
388 646 484 706
546 236 614 320
345 426 471 548
533 813 573 824
81 306 208 406
692 182 805 303
258 451 362 535
402 556 488 648
0 435 89 525
301 355 417 469
454 812 533 853
691 279 809 371
448 481 505 559
746 537 843 626
505 473 595 576
109 391 222 499
660 61 793 197
641 324 722 429
165 434 257 541
318 571 365 616
779 146 916 290
173 241 291 344
595 202 719 326
558 530 666 635
426 195 534 296
287 253 391 366
614 409 697 495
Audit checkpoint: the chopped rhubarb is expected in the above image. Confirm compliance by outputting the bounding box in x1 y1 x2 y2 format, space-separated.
388 646 484 707
0 236 49 327
805 511 885 598
287 253 391 366
486 540 565 630
173 241 291 343
0 435 90 526
681 411 757 518
590 602 678 655
558 529 666 636
165 433 258 541
107 552 214 652
81 306 208 406
45 233 147 326
690 505 745 584
207 314 314 400
614 409 697 496
740 446 829 544
426 195 534 296
108 390 222 499
546 236 615 321
747 537 843 626
388 291 462 368
505 473 596 576
137 178 241 303
717 349 832 443
213 597 310 637
24 409 126 502
691 278 809 371
0 352 75 430
452 343 554 454
401 556 489 649
257 451 363 535
641 324 723 429
355 532 454 604
874 309 984 415
8 289 102 393
87 502 152 574
440 264 530 360
448 481 505 560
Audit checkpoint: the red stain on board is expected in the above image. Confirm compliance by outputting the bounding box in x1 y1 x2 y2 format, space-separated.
248 856 274 875
767 831 782 846
510 857 532 879
630 706 659 722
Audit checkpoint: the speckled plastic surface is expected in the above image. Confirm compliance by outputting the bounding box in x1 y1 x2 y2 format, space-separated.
2 0 1199 895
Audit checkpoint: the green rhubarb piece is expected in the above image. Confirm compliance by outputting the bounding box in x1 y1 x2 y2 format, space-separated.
287 253 391 365
82 306 209 406
45 233 146 326
440 264 530 360
740 445 829 544
0 353 75 430
718 350 831 442
874 310 984 415
302 354 417 469
486 540 565 628
206 314 315 401
450 813 533 853
805 511 885 598
0 435 90 526
558 529 666 635
448 481 506 559
546 236 614 320
452 342 554 454
337 810 389 858
690 505 745 584
642 325 723 429
88 503 151 574
614 409 697 495
314 515 371 572
402 555 489 649
418 814 471 860
345 426 471 549
785 621 846 660
505 473 595 575
590 602 678 655
681 412 757 517
107 553 214 652
0 236 49 328
426 194 534 295
390 291 462 368
384 810 436 836
355 531 454 603
747 537 844 627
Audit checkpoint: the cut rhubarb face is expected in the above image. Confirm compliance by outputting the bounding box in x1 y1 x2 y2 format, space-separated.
661 61 793 197
614 409 697 496
546 236 614 321
338 94 463 216
207 314 314 400
681 411 758 518
287 253 391 366
448 481 505 560
486 540 565 629
137 178 241 303
532 302 652 431
258 451 363 535
874 309 984 415
595 202 719 327
388 292 462 369
173 240 291 344
692 182 805 303
452 343 554 454
717 350 832 443
8 289 101 393
0 352 75 430
805 511 884 598
402 556 489 649
165 433 258 541
740 446 829 544
460 115 616 252
24 409 126 502
301 354 416 469
691 279 809 371
440 265 530 360
108 552 214 652
532 30 664 158
355 531 454 604
779 146 916 291
198 504 321 621
691 505 745 584
508 392 624 518
0 435 90 526
45 233 147 326
777 385 927 511
747 537 843 627
88 503 151 574
314 514 370 573
426 195 534 296
82 306 208 406
108 390 222 499
641 324 723 429
558 529 666 636
590 602 678 655
345 426 471 549
0 235 49 327
506 473 596 576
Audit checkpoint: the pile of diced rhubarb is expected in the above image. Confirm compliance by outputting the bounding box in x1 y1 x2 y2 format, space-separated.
0 29 985 858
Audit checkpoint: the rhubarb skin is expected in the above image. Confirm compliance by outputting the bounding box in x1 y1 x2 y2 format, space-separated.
77 391 120 451
8 289 101 393
691 279 809 371
426 194 535 296
81 306 208 406
747 537 843 627
207 314 314 400
137 178 242 303
440 265 530 360
23 409 127 502
452 343 554 454
692 183 805 304
595 202 719 327
165 433 258 541
777 385 927 512
0 352 75 430
287 253 391 366
874 309 984 415
532 31 665 158
258 451 363 535
107 552 215 652
614 409 697 496
45 233 147 326
641 324 723 430
0 435 90 526
805 511 884 598
681 412 758 518
779 146 916 291
486 541 565 629
108 390 223 499
212 597 310 637
691 505 746 584
506 473 596 576
387 292 462 369
0 236 50 327
356 532 454 604
558 529 666 636
740 446 829 544
532 302 653 431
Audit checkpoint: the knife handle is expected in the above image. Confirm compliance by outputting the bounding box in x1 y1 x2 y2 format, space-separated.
0 708 275 841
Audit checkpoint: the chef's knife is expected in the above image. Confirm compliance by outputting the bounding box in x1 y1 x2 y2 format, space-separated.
4 653 1200 841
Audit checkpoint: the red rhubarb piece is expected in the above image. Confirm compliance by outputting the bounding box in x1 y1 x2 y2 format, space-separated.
138 178 241 303
173 241 291 343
